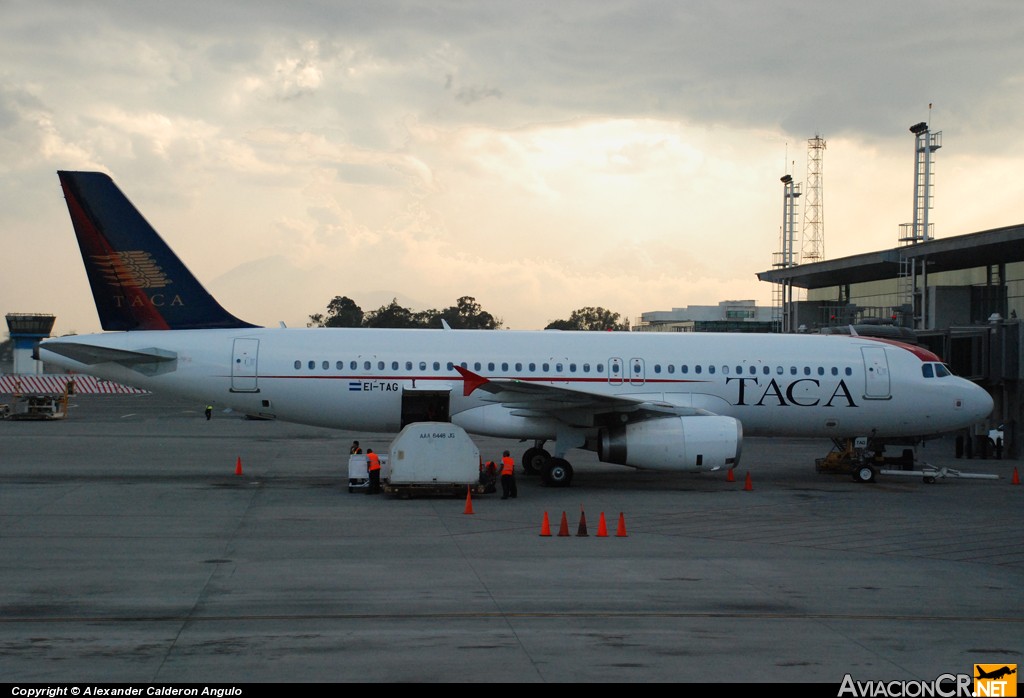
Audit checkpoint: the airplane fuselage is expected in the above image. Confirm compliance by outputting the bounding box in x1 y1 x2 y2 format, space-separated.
41 327 991 443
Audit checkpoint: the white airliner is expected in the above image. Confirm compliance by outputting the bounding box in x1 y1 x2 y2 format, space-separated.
39 171 994 486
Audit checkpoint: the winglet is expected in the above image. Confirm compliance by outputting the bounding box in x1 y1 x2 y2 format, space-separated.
57 171 257 331
453 365 489 396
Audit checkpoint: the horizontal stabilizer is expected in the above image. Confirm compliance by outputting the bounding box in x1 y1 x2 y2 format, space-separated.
42 341 177 367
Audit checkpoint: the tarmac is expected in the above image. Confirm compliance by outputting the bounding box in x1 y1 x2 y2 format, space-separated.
1 393 1021 683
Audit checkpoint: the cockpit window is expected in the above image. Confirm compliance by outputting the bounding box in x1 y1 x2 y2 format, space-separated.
922 364 934 378
935 363 951 377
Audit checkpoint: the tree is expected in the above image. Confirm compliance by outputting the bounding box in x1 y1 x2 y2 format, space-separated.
438 296 502 329
545 306 629 331
362 298 422 328
309 295 502 329
308 295 364 328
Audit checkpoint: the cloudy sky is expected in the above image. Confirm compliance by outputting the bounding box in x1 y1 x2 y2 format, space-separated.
2 0 1022 334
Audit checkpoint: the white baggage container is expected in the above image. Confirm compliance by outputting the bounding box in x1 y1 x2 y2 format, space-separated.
384 422 482 497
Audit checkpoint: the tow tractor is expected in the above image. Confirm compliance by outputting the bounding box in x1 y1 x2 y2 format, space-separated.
816 437 999 484
0 378 75 421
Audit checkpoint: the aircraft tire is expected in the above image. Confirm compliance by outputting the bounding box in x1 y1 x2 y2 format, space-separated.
522 447 550 476
542 458 574 487
853 465 876 483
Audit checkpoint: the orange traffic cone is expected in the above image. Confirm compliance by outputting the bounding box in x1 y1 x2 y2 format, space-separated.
540 512 552 536
744 472 753 491
727 468 735 482
616 512 628 537
597 512 608 537
464 486 474 514
557 512 570 537
235 457 243 476
1012 467 1020 485
577 507 589 537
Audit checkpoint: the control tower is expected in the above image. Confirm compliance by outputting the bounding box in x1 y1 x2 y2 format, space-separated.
5 313 56 375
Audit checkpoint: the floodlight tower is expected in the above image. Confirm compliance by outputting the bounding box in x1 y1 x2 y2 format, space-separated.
801 135 826 264
898 118 942 329
772 173 801 333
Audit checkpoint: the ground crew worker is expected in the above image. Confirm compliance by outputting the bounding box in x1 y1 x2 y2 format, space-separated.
350 440 362 454
480 459 498 494
500 450 517 499
366 448 381 494
205 405 212 421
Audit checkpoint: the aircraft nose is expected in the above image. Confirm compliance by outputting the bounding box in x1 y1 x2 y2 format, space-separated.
964 382 994 422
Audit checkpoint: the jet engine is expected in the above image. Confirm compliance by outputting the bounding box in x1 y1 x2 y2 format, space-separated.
599 415 742 472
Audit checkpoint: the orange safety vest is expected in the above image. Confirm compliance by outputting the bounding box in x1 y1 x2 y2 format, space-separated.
500 456 515 476
367 452 381 471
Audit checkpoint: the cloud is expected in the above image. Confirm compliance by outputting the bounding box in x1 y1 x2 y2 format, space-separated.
1 1 1022 335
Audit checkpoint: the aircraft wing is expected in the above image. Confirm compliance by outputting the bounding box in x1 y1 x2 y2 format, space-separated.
453 365 708 426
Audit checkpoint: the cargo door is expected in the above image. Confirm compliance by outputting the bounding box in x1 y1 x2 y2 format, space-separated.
401 389 451 428
231 338 260 393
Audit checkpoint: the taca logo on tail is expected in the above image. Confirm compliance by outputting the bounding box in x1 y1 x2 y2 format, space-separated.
58 170 256 331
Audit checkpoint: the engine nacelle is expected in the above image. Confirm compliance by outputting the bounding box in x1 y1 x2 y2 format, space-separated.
599 415 742 472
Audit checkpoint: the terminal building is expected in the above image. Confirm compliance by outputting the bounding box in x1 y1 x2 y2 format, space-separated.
634 300 774 333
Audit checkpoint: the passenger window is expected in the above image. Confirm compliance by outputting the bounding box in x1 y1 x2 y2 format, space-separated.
405 361 412 371
419 361 426 371
654 364 662 374
596 364 604 372
308 361 315 370
322 361 329 370
446 362 454 370
350 361 357 370
336 361 343 370
515 362 523 371
378 361 385 370
709 365 716 374
695 365 702 374
845 367 852 376
804 367 811 376
474 362 481 371
817 367 824 376
569 363 577 372
543 363 550 372
681 365 688 374
556 363 563 372
364 361 371 370
831 367 838 376
501 362 509 371
776 366 783 374
790 366 797 375
460 362 468 369
583 363 591 372
529 363 536 372
294 360 301 370
762 366 769 375
667 364 675 374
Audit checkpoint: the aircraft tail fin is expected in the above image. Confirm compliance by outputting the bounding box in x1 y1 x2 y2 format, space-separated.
57 171 257 331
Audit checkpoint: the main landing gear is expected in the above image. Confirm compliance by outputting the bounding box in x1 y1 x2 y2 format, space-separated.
521 442 574 487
